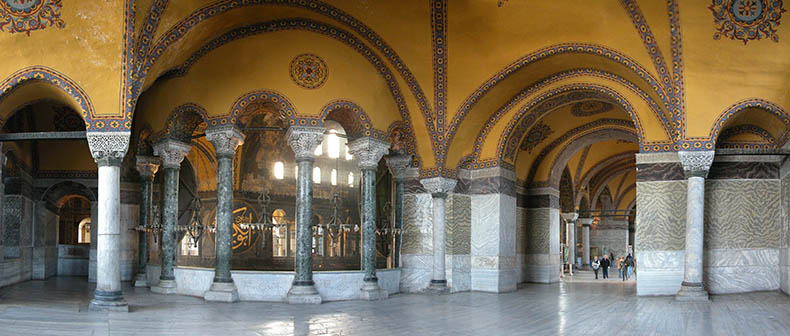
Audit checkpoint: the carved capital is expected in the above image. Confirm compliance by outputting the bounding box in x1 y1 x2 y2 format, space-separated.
348 137 390 170
579 218 594 226
385 154 412 180
135 156 161 180
678 150 714 178
420 177 456 197
286 126 324 161
206 126 245 158
87 132 130 167
153 138 192 169
561 212 579 222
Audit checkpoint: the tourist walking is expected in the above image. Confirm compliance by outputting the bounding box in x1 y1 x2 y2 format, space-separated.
623 254 634 281
618 257 624 279
601 255 610 279
591 256 601 279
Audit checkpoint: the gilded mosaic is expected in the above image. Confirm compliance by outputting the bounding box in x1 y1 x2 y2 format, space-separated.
0 0 65 36
709 0 786 44
290 54 328 89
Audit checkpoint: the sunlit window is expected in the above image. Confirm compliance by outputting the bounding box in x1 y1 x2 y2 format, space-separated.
314 143 322 156
274 161 284 179
328 130 340 158
180 235 199 256
348 172 354 187
313 167 321 184
77 218 91 244
294 166 298 179
345 144 353 161
331 169 337 185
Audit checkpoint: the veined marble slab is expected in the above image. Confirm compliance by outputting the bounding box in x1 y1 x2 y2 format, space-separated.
636 250 683 296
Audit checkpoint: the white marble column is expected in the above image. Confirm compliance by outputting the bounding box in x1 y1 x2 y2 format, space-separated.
348 137 390 300
420 177 457 293
285 126 324 304
134 156 160 287
580 218 593 268
87 132 131 312
204 126 245 303
675 150 714 302
561 213 578 271
151 139 192 295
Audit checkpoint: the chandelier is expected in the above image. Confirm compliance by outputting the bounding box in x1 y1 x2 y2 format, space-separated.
137 204 163 244
175 198 206 247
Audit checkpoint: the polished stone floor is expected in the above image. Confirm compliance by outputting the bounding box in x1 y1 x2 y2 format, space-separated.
0 276 789 336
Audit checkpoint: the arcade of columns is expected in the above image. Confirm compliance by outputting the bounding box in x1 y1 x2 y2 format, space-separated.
84 123 716 310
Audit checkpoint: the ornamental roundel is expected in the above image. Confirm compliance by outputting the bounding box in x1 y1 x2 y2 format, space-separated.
290 54 328 89
519 121 553 153
571 101 614 117
709 0 787 44
209 200 260 255
0 0 65 36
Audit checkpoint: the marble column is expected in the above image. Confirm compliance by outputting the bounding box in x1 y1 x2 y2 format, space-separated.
561 213 578 271
87 132 131 312
204 126 245 302
675 150 714 302
420 177 457 293
285 126 324 304
134 156 160 287
580 218 593 268
385 154 412 268
0 149 5 263
151 139 192 295
348 137 390 300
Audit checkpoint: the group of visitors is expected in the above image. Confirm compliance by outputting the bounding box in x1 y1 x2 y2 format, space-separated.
590 253 635 280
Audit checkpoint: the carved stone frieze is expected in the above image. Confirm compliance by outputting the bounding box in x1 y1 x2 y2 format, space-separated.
286 126 324 161
87 132 131 166
348 137 390 170
678 151 715 178
153 138 192 169
206 126 245 158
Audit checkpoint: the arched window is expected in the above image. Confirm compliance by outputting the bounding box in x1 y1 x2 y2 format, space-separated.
272 209 288 257
313 167 321 184
314 143 322 156
77 218 91 244
331 169 337 186
327 130 340 158
273 161 284 179
345 144 353 161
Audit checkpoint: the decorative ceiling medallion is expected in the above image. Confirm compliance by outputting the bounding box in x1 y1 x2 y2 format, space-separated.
290 54 328 89
571 101 614 117
520 121 553 153
709 0 786 44
0 0 65 36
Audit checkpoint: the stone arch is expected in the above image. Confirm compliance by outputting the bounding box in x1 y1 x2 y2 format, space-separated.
223 90 302 129
157 103 209 143
41 181 97 209
574 152 636 209
542 129 638 189
319 100 385 140
0 66 94 128
708 98 789 147
590 165 635 210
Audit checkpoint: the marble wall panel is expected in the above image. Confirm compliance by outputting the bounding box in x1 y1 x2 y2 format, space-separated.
704 248 780 294
590 229 628 258
470 193 517 292
445 254 471 292
119 204 139 281
781 248 789 294
400 254 432 293
401 194 433 255
524 208 551 254
523 207 560 283
516 207 526 283
57 244 90 276
446 194 471 255
3 196 21 258
636 250 684 296
635 181 686 251
704 180 781 249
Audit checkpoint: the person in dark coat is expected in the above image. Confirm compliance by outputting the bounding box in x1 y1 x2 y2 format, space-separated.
600 255 610 279
623 254 634 281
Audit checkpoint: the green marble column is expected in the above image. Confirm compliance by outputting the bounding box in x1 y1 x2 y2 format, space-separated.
285 126 324 305
134 156 160 287
204 126 245 302
385 154 412 268
151 139 192 295
348 137 390 300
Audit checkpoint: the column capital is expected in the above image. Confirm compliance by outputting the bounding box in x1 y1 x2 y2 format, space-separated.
678 150 714 178
385 154 412 180
87 132 130 167
153 138 192 169
348 137 390 170
286 126 324 161
561 212 579 222
206 126 245 158
135 156 161 180
579 218 594 226
420 177 456 197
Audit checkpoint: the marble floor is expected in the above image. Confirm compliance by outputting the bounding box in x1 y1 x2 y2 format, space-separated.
0 277 789 336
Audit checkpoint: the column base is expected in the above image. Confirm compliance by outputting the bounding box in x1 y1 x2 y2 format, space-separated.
675 282 709 302
151 279 178 295
88 290 129 312
204 281 239 303
286 284 322 304
360 281 388 301
423 280 450 295
133 272 148 287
